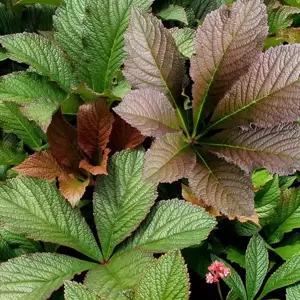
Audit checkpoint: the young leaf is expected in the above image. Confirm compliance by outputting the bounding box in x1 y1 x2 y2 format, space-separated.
64 281 102 300
259 254 300 299
124 6 185 101
85 249 154 300
0 253 96 300
246 234 268 300
264 188 300 244
0 72 67 103
135 250 190 300
287 283 300 300
143 133 196 184
0 140 26 165
114 89 181 137
124 199 216 252
94 150 157 260
188 152 254 216
190 0 268 129
0 177 102 261
0 102 44 150
204 124 300 175
0 33 77 92
157 4 188 24
79 151 110 176
210 45 300 129
171 28 195 59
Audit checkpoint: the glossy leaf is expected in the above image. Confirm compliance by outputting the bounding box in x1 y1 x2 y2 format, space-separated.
64 281 102 300
94 150 157 260
0 177 102 261
0 253 95 300
135 250 190 300
114 89 180 137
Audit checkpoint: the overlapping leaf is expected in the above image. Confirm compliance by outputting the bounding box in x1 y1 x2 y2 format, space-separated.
188 152 254 216
114 89 180 137
64 281 103 300
210 45 300 129
287 283 300 300
0 140 26 165
157 4 188 24
171 28 195 59
204 124 300 175
190 0 268 128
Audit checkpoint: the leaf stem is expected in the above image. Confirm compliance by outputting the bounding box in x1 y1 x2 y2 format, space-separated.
217 282 224 300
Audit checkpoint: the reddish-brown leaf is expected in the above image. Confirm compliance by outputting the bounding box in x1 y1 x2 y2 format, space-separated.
109 115 145 154
13 151 62 180
58 173 89 207
77 99 114 157
79 148 110 176
47 110 83 169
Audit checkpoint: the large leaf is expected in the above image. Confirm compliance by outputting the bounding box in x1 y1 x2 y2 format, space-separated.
259 254 300 299
85 249 154 300
245 234 268 300
80 0 153 93
287 283 300 300
0 102 44 150
204 124 300 175
143 133 195 184
210 45 300 129
0 253 96 300
0 33 77 92
190 0 267 130
188 152 254 216
264 188 300 244
124 6 185 102
135 250 190 300
94 150 157 260
0 72 67 103
0 177 102 261
125 199 216 252
114 89 181 137
64 281 102 300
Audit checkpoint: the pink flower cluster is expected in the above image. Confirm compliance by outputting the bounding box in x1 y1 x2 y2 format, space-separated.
206 261 231 284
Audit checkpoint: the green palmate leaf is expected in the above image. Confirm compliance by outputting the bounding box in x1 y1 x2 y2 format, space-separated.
0 140 27 165
190 0 267 131
189 152 254 216
64 282 103 300
0 33 77 92
255 176 280 227
94 150 157 260
85 249 154 300
124 6 185 102
259 254 300 299
114 89 181 138
252 168 273 188
13 0 62 6
0 177 102 261
287 283 300 300
246 234 268 300
264 188 300 244
275 233 300 260
171 28 195 59
124 199 216 252
157 4 188 24
211 255 247 300
204 124 300 175
0 72 67 103
143 133 196 184
210 45 300 129
81 0 153 93
135 250 189 300
0 102 44 150
0 253 96 300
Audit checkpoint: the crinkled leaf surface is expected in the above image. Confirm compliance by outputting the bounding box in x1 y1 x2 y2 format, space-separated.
259 254 300 299
143 133 195 184
287 283 300 300
124 7 185 101
264 188 300 244
94 150 157 260
188 152 254 216
0 177 102 261
114 89 180 137
0 253 96 300
125 199 216 252
171 28 195 59
135 250 189 300
190 0 267 128
210 45 300 129
85 249 154 300
245 234 268 300
0 33 77 92
157 4 188 24
64 281 103 300
204 124 300 175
